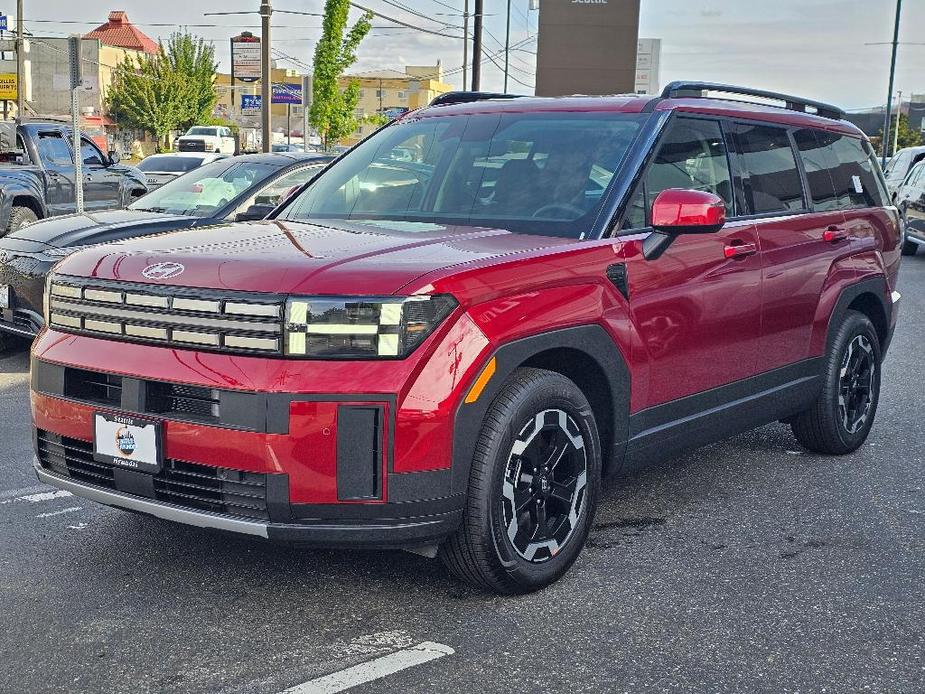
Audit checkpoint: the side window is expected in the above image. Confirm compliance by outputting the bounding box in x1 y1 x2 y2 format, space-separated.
821 133 887 209
80 139 105 167
37 132 73 166
621 117 732 231
733 124 805 214
794 129 840 212
885 151 910 181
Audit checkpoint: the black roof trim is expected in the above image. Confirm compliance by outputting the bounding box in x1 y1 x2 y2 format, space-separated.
661 81 846 121
429 91 523 107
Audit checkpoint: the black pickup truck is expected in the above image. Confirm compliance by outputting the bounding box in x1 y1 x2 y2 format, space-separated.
0 121 147 235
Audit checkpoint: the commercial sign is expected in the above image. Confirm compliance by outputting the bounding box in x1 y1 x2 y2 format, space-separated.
272 83 301 104
0 16 7 32
231 33 261 83
241 94 261 112
0 73 16 101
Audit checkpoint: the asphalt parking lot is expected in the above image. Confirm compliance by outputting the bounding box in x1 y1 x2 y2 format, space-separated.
1 261 923 694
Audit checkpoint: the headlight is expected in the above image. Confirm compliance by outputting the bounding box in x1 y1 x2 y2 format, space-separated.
284 294 457 358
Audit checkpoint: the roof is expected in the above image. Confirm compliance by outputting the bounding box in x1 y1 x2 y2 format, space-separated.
85 11 158 54
416 93 863 136
229 152 335 165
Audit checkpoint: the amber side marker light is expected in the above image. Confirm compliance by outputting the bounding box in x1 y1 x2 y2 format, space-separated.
465 357 497 404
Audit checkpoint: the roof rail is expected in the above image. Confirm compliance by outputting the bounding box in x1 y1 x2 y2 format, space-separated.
429 91 523 107
661 81 846 120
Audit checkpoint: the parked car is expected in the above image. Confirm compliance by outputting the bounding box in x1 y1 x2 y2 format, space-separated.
882 145 925 195
893 159 925 256
136 152 228 191
176 126 236 154
31 83 900 594
0 121 147 235
0 152 331 344
272 143 304 153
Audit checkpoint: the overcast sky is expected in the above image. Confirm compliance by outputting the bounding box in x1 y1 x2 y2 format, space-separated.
14 0 925 110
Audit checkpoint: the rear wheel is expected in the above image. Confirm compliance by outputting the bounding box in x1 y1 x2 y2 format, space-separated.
440 368 601 594
6 205 37 235
790 310 881 454
901 227 919 256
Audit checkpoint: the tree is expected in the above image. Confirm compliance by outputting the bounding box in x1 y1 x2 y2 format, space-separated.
310 0 373 149
876 113 923 157
107 32 218 151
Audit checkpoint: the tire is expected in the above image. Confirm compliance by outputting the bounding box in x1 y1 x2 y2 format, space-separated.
790 310 882 455
6 205 37 234
900 212 919 256
440 367 602 594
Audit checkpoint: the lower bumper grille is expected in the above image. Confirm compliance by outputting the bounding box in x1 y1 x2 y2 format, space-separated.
37 430 271 520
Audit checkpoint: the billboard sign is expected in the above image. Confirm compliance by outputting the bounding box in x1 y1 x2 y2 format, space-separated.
231 33 261 83
0 73 16 101
272 83 302 104
241 94 261 112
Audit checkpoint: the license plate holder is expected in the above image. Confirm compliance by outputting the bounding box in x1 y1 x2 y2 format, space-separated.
93 412 163 474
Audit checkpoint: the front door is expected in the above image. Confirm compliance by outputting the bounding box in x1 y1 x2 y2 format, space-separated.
616 116 763 411
79 138 121 210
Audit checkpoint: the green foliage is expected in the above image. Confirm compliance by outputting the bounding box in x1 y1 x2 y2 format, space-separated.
310 0 373 149
876 113 924 156
107 32 218 151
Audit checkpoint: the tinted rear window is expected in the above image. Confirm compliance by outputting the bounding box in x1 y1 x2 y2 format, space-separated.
733 124 804 214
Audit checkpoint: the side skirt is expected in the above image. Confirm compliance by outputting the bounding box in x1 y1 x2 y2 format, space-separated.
623 358 823 473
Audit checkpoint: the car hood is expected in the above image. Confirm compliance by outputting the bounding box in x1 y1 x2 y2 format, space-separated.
1 210 198 251
53 218 574 296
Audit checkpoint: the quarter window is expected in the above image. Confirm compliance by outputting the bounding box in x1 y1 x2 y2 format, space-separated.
795 130 887 210
733 124 804 214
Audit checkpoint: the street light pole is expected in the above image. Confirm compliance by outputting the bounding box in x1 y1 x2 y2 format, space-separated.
462 0 468 91
893 90 902 156
260 0 272 153
503 0 511 92
471 0 483 91
16 0 24 122
881 0 902 165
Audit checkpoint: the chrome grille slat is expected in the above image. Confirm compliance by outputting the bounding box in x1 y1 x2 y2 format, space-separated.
47 279 285 356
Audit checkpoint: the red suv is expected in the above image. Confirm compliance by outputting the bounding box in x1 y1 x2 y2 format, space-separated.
31 83 901 593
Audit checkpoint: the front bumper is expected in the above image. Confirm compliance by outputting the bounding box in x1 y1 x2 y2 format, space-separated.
0 252 50 338
34 459 462 548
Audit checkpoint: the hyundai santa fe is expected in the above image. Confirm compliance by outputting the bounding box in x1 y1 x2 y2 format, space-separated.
30 83 901 593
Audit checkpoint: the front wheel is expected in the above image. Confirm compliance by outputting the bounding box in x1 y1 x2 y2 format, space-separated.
440 368 601 594
790 310 882 454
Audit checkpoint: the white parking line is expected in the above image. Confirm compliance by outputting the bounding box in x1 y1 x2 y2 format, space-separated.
0 485 50 501
18 490 73 503
281 641 455 694
36 507 82 518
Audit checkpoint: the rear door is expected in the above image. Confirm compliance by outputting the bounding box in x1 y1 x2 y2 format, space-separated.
730 122 844 374
35 130 77 215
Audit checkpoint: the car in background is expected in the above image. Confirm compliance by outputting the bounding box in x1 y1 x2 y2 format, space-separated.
0 152 332 346
894 159 925 256
177 126 236 154
882 145 925 195
136 153 228 191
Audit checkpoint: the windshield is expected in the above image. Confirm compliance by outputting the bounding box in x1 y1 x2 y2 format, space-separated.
137 156 208 173
129 160 277 217
187 127 218 136
280 112 646 238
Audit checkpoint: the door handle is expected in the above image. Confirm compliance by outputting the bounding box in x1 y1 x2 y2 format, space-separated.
824 226 849 242
724 241 757 259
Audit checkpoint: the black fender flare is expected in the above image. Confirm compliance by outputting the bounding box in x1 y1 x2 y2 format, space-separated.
825 276 893 357
450 324 631 495
0 177 46 232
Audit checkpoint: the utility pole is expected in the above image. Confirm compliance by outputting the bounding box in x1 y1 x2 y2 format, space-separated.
15 0 24 122
471 0 483 91
893 90 902 156
503 0 511 92
260 0 272 153
881 0 902 165
302 73 312 151
462 0 468 91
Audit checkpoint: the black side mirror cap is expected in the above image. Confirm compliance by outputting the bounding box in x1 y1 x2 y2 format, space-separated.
108 150 121 165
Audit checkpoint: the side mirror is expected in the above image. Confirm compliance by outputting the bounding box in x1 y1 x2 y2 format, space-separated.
643 188 726 260
234 203 275 222
108 150 121 165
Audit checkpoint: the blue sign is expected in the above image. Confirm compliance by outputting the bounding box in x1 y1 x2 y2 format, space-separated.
0 16 7 31
241 94 261 111
272 83 302 105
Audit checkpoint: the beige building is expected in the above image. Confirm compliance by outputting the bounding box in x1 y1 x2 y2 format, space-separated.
340 64 452 143
214 67 306 132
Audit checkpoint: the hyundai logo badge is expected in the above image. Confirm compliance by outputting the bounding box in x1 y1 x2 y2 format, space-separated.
142 262 185 280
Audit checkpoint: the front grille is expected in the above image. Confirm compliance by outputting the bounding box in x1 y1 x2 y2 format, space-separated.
47 277 284 356
147 382 220 422
178 139 207 152
37 431 271 521
64 368 122 406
